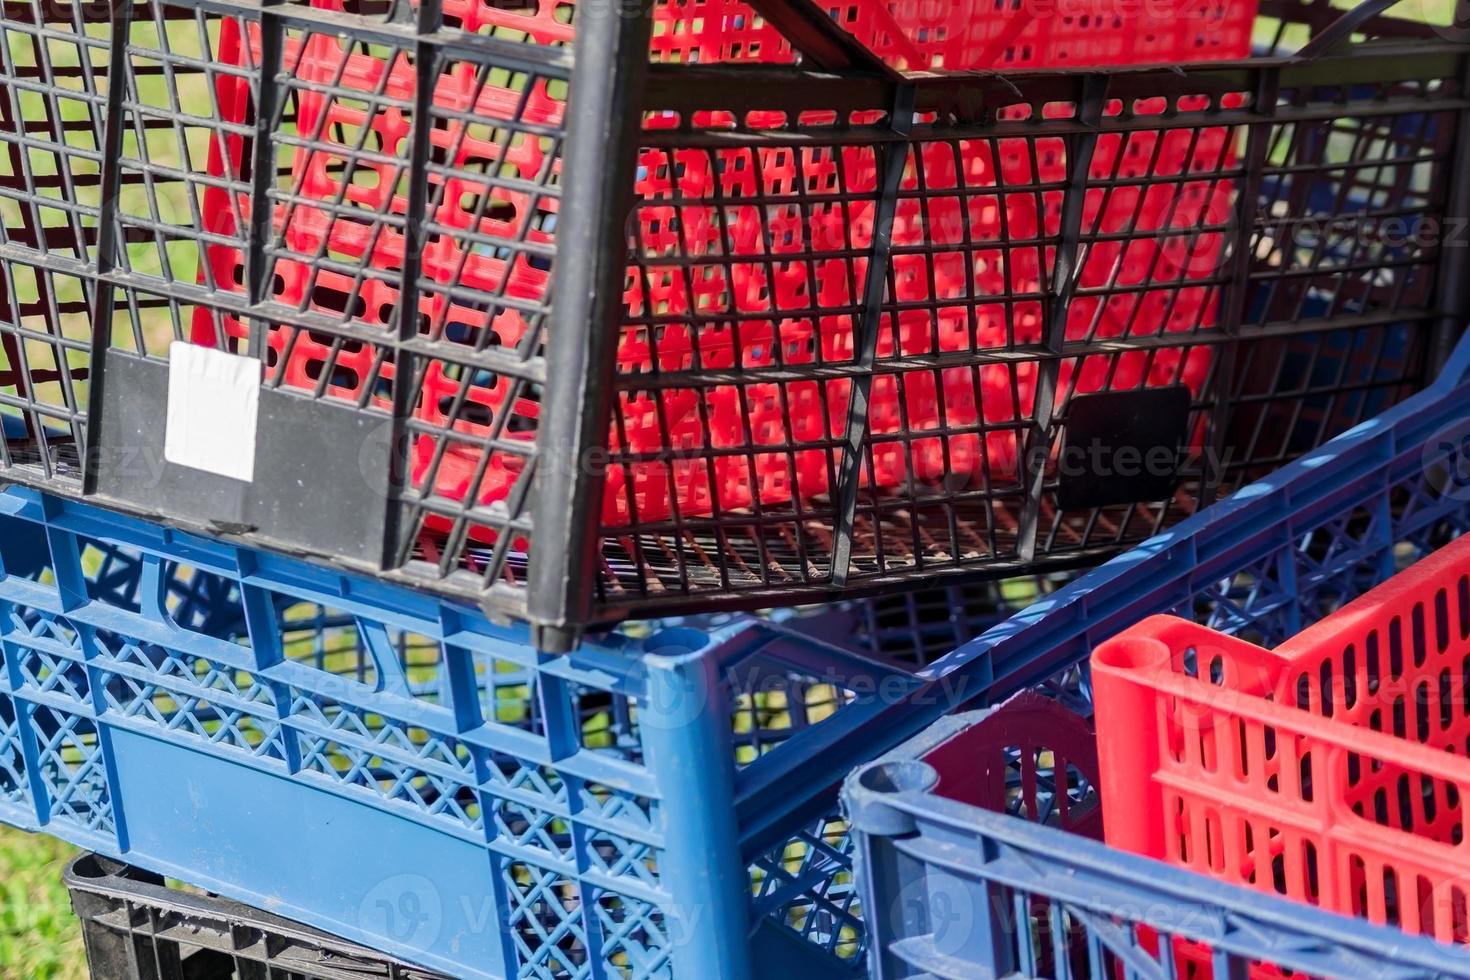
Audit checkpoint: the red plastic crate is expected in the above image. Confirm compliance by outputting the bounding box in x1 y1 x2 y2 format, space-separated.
196 0 1251 535
651 0 1255 70
1093 532 1470 945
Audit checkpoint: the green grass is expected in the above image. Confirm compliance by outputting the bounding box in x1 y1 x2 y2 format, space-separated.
0 826 84 980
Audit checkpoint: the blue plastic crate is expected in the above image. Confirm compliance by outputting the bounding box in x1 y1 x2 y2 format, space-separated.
733 328 1470 972
0 476 1068 979
843 706 1470 979
0 490 856 979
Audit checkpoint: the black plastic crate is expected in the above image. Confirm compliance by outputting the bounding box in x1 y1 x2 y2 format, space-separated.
0 0 1467 649
65 853 446 980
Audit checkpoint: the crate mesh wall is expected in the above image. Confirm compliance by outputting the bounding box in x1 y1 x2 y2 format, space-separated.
0 0 1463 637
0 494 890 978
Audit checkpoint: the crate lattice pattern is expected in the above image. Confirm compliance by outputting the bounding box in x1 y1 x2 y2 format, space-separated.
751 438 1470 965
0 0 1460 627
0 499 918 978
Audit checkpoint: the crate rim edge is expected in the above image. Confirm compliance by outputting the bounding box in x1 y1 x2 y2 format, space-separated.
841 718 1470 978
0 481 763 683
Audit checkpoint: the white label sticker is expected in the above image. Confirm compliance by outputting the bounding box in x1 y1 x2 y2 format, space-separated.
164 341 262 483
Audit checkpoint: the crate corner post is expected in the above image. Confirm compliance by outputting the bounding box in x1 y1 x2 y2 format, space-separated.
640 638 755 980
525 0 654 651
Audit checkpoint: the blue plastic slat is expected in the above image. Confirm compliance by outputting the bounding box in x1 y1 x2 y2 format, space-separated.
845 744 1470 979
0 478 899 978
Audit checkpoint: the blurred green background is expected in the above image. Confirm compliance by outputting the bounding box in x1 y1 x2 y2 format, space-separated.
0 827 84 979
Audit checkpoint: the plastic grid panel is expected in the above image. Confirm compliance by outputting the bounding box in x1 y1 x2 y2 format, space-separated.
729 658 857 768
0 698 25 814
112 3 255 320
748 812 862 962
0 1 1459 639
614 109 1228 567
647 0 1256 71
98 640 291 765
736 332 1470 968
1093 534 1470 943
1222 79 1456 487
259 8 563 589
0 480 919 980
845 576 1073 669
95 0 570 594
32 706 113 836
601 65 1460 608
0 260 92 481
0 0 108 263
437 0 574 46
0 593 117 841
916 692 1103 836
0 501 670 979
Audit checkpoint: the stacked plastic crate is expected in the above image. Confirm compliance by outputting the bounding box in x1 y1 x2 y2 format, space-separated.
846 329 1470 978
0 0 1467 978
3 0 1439 639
